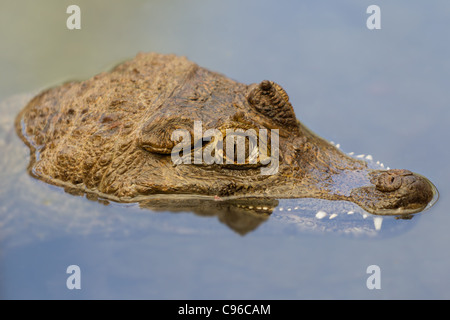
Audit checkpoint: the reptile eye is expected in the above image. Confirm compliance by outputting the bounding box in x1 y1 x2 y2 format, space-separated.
199 127 274 169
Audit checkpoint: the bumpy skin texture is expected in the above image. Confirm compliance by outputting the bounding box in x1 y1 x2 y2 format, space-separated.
16 52 435 215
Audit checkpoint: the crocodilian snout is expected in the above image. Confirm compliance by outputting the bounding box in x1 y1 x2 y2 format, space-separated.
351 169 437 215
376 169 435 212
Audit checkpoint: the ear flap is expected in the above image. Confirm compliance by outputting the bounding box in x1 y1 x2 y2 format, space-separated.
138 116 194 154
246 80 298 128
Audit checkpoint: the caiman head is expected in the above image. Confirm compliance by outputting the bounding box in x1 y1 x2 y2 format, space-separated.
17 53 437 216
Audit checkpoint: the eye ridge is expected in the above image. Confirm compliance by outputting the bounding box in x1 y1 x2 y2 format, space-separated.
138 116 195 154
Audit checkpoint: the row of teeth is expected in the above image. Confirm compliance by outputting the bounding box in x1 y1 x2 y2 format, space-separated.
278 206 359 217
237 204 383 230
236 204 272 211
330 141 390 170
315 209 383 231
278 207 383 231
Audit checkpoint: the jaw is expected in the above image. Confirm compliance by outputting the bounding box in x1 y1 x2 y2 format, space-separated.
222 161 438 216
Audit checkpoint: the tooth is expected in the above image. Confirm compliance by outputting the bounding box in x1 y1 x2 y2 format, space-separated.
279 207 284 211
315 210 327 219
262 206 268 210
287 208 292 211
348 152 354 155
336 144 340 148
294 206 299 210
329 213 338 219
373 217 383 230
365 155 373 160
347 211 354 215
356 154 365 158
362 213 368 219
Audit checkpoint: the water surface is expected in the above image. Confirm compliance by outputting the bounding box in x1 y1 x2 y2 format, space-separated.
1 0 449 299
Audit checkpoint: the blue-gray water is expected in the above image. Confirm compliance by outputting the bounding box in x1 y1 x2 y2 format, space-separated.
0 0 449 299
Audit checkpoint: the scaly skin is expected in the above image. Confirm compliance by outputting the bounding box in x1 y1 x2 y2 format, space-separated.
15 52 436 215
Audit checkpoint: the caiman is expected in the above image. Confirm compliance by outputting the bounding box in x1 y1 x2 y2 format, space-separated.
15 52 437 218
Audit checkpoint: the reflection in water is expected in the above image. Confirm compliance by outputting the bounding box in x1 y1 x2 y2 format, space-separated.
140 197 275 235
137 196 426 236
80 192 424 237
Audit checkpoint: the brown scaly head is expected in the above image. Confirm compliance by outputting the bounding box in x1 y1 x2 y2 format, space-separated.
15 53 437 216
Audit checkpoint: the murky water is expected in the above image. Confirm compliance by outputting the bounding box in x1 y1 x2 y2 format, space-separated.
1 1 449 299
